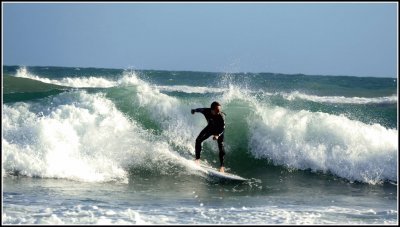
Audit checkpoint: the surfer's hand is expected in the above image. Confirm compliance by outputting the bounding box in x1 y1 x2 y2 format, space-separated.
213 135 218 140
191 109 195 114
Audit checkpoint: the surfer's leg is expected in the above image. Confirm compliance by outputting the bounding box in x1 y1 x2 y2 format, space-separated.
217 133 225 167
195 127 212 160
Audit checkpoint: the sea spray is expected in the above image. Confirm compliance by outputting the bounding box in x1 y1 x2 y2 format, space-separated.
2 91 202 182
3 66 397 184
2 65 397 225
248 102 397 184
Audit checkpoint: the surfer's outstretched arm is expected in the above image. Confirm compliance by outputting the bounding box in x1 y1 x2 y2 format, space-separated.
191 108 207 114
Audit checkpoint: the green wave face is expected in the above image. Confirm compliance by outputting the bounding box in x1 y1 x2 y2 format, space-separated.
3 75 68 103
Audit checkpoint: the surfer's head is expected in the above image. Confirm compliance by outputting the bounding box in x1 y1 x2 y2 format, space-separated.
211 101 221 115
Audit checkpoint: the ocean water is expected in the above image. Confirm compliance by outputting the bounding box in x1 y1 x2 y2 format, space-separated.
2 65 398 224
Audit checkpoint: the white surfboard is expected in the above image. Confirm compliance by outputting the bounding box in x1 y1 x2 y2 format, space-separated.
198 164 248 182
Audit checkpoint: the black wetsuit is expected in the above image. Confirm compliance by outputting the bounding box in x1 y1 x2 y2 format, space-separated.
192 108 226 167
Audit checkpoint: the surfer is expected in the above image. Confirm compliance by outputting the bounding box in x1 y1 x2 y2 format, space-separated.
191 101 226 173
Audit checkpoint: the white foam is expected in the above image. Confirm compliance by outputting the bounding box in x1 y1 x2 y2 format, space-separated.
3 92 130 181
2 89 201 182
155 85 225 94
14 66 141 88
3 203 397 224
14 67 224 97
221 85 397 105
248 103 398 184
119 70 204 156
4 67 215 182
8 67 397 184
217 84 398 184
2 205 151 224
15 66 117 88
15 67 395 105
282 91 397 104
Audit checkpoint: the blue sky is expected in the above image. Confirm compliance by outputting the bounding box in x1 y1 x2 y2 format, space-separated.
3 2 398 77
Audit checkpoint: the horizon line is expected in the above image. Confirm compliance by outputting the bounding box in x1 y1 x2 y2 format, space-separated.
2 64 397 79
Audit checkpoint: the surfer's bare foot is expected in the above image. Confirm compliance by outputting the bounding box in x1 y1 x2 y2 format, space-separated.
195 159 200 166
219 167 225 173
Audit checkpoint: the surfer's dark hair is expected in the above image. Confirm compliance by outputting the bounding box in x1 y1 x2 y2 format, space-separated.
211 101 221 110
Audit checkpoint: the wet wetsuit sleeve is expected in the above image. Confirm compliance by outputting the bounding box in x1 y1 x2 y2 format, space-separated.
215 114 225 136
193 108 207 114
